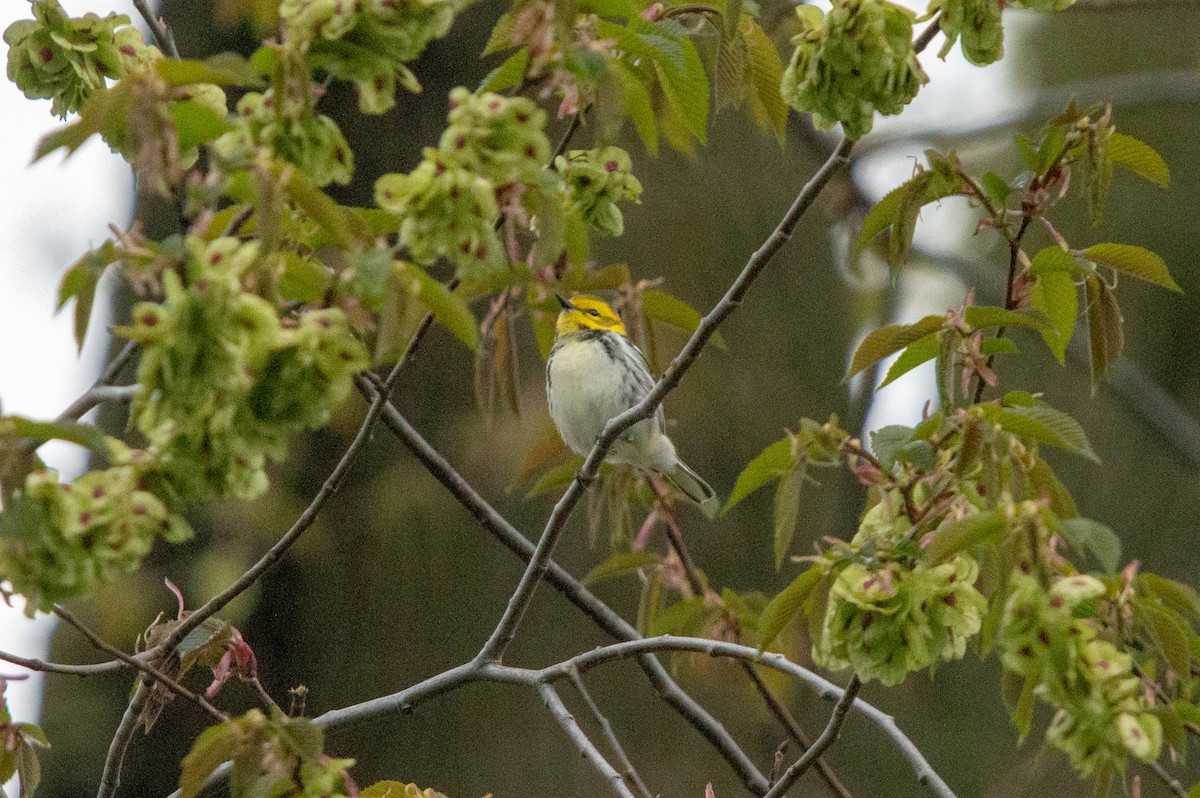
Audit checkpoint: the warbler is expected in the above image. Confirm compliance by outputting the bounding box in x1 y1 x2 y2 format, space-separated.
546 293 719 518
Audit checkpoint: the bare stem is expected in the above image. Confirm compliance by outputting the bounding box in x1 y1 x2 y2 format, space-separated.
97 680 150 798
567 668 655 798
539 683 639 798
131 0 180 58
0 648 130 677
761 677 862 798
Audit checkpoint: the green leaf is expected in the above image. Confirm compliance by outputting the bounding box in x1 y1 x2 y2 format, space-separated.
987 403 1100 463
155 54 264 87
15 737 42 798
58 242 119 353
641 288 723 349
855 181 908 253
482 11 516 55
35 81 132 161
1001 669 1037 740
650 596 715 637
614 62 658 154
980 171 1012 207
878 333 939 388
1139 573 1200 621
180 723 240 798
9 417 109 455
741 16 787 142
757 567 823 651
361 783 424 798
479 48 530 93
582 551 662 585
723 438 795 512
398 264 479 351
1085 276 1123 390
1015 134 1040 173
525 460 582 498
1029 246 1081 277
869 425 914 472
170 100 235 152
280 254 330 304
1030 270 1077 365
963 305 1050 332
276 716 324 762
643 19 709 144
1028 454 1078 519
773 464 805 571
847 315 945 378
1081 243 1180 292
1107 132 1170 187
1134 598 1192 693
1057 518 1121 574
924 510 1004 565
282 169 361 249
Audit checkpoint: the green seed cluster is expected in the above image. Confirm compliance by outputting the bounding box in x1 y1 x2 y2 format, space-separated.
936 0 1004 67
375 89 553 278
280 0 463 114
119 237 369 504
3 0 159 117
1 441 192 614
780 0 927 140
1000 574 1162 774
216 90 353 187
812 503 986 686
555 146 644 238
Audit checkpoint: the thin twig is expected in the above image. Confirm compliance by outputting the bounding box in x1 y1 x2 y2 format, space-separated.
55 606 226 722
761 677 862 798
132 0 180 58
1149 760 1188 798
0 648 130 677
477 136 855 664
539 683 639 798
972 214 1030 404
567 668 655 798
352 391 770 794
97 680 150 798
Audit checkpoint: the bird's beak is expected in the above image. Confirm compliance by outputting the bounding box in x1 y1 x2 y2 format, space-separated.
555 293 574 311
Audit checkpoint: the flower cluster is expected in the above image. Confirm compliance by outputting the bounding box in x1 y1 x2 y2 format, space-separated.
1000 574 1162 774
216 89 353 187
4 0 159 117
280 0 464 114
555 146 643 237
936 0 1004 67
0 441 192 613
375 89 553 278
119 237 369 504
812 503 986 686
780 0 927 139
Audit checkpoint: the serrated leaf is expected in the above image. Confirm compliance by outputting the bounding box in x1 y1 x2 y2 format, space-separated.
1058 518 1121 574
1031 270 1077 365
35 81 132 161
614 62 658 154
1001 669 1036 740
282 169 362 249
1085 276 1123 390
1134 598 1192 694
480 48 530 92
58 242 119 352
1029 454 1078 519
757 567 823 651
1139 573 1200 620
15 737 41 798
855 181 908 254
980 171 1011 207
641 288 723 350
713 24 749 111
276 716 323 762
1107 132 1170 187
923 510 1004 565
847 315 946 378
741 17 787 142
280 254 329 304
963 305 1050 332
1082 243 1180 292
878 333 939 388
180 723 240 798
773 464 805 571
723 438 795 512
869 425 914 472
155 54 264 87
583 551 662 585
650 596 715 637
989 403 1100 463
525 460 583 498
482 11 517 55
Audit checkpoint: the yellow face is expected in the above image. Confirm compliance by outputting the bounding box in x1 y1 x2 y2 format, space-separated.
555 294 627 336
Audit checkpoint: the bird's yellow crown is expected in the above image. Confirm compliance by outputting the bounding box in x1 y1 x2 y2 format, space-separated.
555 294 627 337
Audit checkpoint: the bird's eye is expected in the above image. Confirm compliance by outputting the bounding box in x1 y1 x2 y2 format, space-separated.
587 308 601 317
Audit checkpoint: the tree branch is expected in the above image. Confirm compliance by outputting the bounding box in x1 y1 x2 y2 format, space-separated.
761 677 861 798
0 648 131 677
538 683 639 798
132 0 179 58
567 668 655 798
98 680 151 798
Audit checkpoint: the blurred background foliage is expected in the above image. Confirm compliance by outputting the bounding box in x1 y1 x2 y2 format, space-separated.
34 1 1200 796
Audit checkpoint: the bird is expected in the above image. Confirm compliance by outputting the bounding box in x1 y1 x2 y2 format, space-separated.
546 293 719 519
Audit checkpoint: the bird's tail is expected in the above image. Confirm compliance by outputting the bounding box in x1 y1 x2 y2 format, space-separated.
666 460 720 520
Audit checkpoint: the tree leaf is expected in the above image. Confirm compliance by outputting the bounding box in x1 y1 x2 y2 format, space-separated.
963 305 1051 332
171 100 235 152
58 241 119 353
723 437 795 512
757 567 823 651
582 551 662 585
282 168 362 249
1085 275 1123 390
614 62 658 154
980 171 1012 207
987 403 1100 463
641 288 723 349
878 333 940 388
155 54 265 87
1030 270 1077 365
1058 518 1121 574
400 264 480 351
1139 573 1200 621
180 723 240 798
869 425 914 472
1028 454 1078 519
1107 132 1169 187
35 81 132 161
1082 243 1179 292
479 48 530 93
741 16 787 142
923 510 1004 565
15 738 40 798
9 417 109 455
847 315 945 378
650 596 715 637
1134 598 1192 694
773 463 805 571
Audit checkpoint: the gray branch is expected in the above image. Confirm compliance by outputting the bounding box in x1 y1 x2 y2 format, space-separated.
539 683 639 798
567 668 656 798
